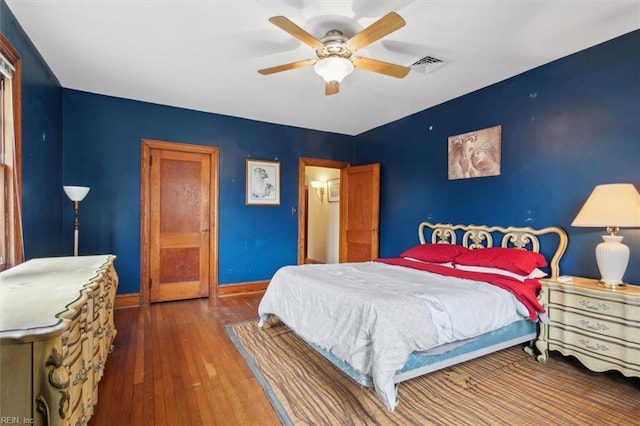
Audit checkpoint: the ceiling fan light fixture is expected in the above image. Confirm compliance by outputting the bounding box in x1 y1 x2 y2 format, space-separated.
314 57 354 84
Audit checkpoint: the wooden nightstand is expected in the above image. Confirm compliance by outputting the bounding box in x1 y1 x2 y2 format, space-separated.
535 276 640 378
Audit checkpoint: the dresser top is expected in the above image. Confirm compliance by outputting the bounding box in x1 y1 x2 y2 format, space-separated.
0 255 115 342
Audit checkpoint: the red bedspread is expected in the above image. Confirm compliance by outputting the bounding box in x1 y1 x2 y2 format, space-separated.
375 258 545 321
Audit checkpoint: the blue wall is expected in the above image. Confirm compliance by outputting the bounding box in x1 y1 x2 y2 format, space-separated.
0 1 64 259
62 91 355 293
355 30 640 284
3 0 638 291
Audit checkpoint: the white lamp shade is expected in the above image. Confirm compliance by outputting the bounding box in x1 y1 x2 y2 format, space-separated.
571 183 640 227
314 57 354 83
63 185 90 202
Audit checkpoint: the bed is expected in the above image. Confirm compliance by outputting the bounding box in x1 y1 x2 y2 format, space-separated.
258 222 568 411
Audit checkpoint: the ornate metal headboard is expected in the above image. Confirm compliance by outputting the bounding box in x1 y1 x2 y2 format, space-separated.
417 222 568 277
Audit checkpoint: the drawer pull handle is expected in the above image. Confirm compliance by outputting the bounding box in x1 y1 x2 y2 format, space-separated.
579 300 610 312
76 404 88 426
578 319 609 331
578 339 610 352
73 368 88 386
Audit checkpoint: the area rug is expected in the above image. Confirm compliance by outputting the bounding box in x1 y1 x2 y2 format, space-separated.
227 319 639 425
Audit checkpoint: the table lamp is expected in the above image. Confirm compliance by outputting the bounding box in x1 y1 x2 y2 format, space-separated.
571 183 640 288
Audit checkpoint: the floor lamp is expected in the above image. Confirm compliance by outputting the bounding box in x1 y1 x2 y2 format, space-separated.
63 186 90 256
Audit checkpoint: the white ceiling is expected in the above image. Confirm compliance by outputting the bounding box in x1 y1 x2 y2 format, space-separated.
5 1 639 136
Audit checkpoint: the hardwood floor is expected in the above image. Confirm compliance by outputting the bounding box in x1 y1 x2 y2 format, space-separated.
89 293 280 426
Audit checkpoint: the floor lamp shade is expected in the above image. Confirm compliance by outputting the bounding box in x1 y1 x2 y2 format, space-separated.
572 183 640 287
63 185 90 202
63 186 90 256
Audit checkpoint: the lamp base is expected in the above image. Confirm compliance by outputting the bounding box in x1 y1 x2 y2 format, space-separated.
595 235 629 287
597 281 627 290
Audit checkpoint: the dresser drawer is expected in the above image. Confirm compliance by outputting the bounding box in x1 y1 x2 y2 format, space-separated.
548 326 640 377
549 290 640 321
92 342 105 385
548 307 638 344
65 326 88 415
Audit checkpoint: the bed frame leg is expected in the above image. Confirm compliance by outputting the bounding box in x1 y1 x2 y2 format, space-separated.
258 316 267 328
522 345 535 357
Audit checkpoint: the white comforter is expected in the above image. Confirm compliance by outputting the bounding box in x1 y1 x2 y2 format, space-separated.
258 261 525 411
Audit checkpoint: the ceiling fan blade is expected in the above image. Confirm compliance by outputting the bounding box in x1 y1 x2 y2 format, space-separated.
352 57 410 78
258 59 316 75
345 12 406 51
325 81 339 96
269 16 325 50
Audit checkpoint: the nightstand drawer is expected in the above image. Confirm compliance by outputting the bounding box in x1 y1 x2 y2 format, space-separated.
548 327 640 376
549 290 640 321
548 307 637 343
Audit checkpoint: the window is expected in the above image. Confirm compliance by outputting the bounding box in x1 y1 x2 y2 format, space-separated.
0 34 23 271
0 76 6 267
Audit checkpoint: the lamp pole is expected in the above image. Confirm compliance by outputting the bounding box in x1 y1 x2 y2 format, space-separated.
72 200 81 256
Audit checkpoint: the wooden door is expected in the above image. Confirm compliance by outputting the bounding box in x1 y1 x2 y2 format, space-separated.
339 163 380 262
141 139 218 304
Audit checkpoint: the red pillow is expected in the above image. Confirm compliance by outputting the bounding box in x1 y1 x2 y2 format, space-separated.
400 244 469 263
454 247 547 275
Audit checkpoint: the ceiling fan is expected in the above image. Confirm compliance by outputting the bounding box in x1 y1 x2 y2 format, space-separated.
258 12 410 96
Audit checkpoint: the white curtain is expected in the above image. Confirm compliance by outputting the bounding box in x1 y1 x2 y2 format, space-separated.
1 52 24 266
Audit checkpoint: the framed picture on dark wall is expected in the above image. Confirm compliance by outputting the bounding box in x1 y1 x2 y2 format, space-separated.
448 125 502 180
327 178 340 202
246 159 280 205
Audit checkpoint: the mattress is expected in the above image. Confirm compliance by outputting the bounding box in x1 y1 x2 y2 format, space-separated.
301 319 537 387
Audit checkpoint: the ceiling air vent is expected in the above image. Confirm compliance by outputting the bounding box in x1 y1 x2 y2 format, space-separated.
410 55 446 74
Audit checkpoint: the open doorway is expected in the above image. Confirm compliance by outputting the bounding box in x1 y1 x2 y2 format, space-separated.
297 157 349 265
305 165 340 264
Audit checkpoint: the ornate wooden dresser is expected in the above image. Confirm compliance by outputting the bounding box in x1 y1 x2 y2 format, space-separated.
0 255 118 426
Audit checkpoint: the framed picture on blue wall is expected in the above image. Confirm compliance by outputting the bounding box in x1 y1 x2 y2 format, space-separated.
246 159 280 205
448 125 501 180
